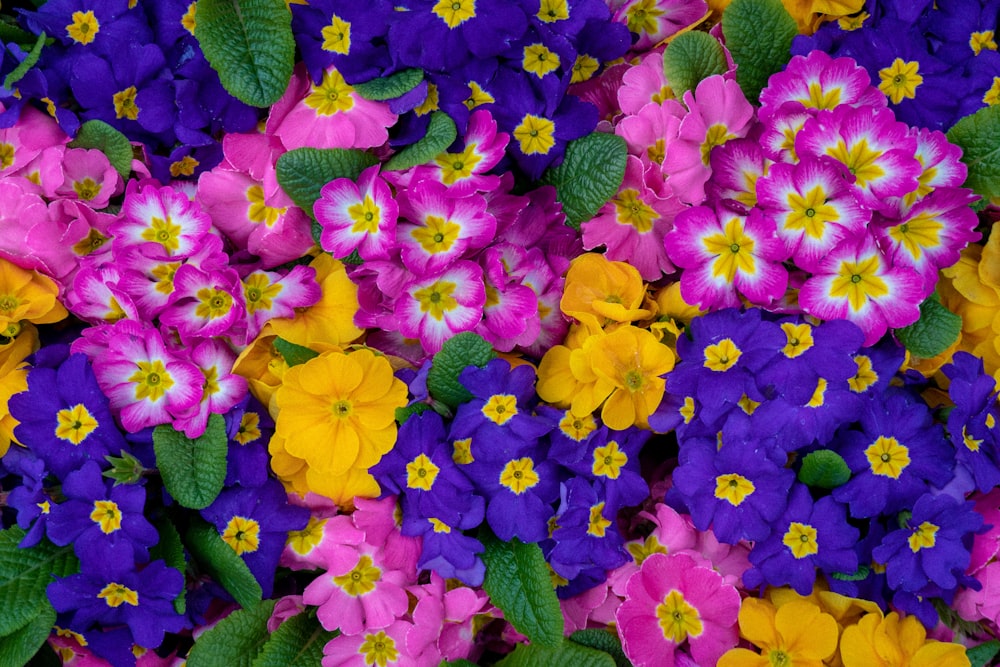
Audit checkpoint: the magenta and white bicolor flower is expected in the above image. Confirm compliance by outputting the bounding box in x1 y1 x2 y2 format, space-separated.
395 260 486 356
112 180 213 259
755 158 869 272
613 0 709 52
158 265 247 345
665 205 789 310
905 126 968 202
90 323 204 433
758 51 885 122
173 339 249 439
871 187 980 296
704 137 769 212
662 76 755 205
798 234 923 346
396 181 496 275
65 264 139 324
314 164 398 261
795 105 921 211
242 265 323 341
411 109 509 195
475 247 539 352
53 147 123 209
758 105 812 164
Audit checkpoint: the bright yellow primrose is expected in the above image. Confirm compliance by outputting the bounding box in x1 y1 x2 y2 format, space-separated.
589 325 675 430
0 259 68 336
840 611 970 667
718 598 838 667
0 323 38 456
560 253 654 330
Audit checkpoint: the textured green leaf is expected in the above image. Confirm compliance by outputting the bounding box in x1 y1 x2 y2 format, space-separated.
276 147 378 218
185 518 262 610
0 603 55 665
153 414 228 510
497 640 617 667
967 639 999 667
68 120 134 180
193 0 294 107
797 449 851 489
662 31 728 98
830 565 871 582
721 0 797 105
482 531 563 648
0 17 36 45
426 332 496 409
395 401 433 424
150 516 187 615
0 528 77 638
894 296 962 359
187 599 276 667
354 68 424 101
3 31 44 91
274 337 319 367
385 111 457 171
540 132 627 229
569 630 632 667
946 104 1000 201
251 611 338 667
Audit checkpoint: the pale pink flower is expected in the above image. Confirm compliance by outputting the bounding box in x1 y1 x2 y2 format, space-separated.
618 50 674 115
53 147 122 209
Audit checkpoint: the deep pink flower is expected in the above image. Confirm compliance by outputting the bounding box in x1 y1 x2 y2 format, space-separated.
113 180 213 259
613 0 709 52
395 261 486 356
314 164 398 261
758 51 885 123
53 147 123 209
618 50 674 115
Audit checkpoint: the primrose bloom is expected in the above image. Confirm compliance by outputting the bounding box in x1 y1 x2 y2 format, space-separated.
758 51 885 122
112 180 212 259
395 261 486 356
590 326 675 430
0 258 68 336
315 164 398 261
718 598 838 667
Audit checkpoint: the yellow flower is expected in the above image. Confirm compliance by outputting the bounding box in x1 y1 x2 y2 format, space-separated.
560 253 654 330
274 348 408 476
650 281 705 345
0 260 68 335
0 324 39 456
537 322 616 418
840 611 970 667
780 0 866 34
268 254 364 349
232 323 293 412
718 598 838 667
589 325 675 429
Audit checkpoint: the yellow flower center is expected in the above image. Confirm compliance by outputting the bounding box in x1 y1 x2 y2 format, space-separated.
680 396 696 423
523 43 560 78
655 589 703 643
128 359 175 402
195 288 233 320
72 228 110 257
463 81 495 109
452 437 474 464
90 500 122 534
839 11 869 30
331 399 353 419
113 86 140 121
783 522 819 559
624 0 665 34
287 516 327 555
333 554 381 597
963 426 982 452
428 517 451 533
247 184 287 226
151 261 181 295
304 69 355 116
865 435 910 478
983 77 1000 106
97 582 138 608
888 211 942 261
627 534 668 566
613 189 659 233
592 441 627 479
714 473 755 506
0 142 14 170
412 215 460 254
768 649 792 667
55 404 99 445
805 81 841 111
785 185 839 239
537 0 569 22
415 83 440 115
806 377 827 408
321 15 352 54
222 515 260 555
67 11 100 45
703 216 756 283
482 394 518 425
513 114 556 155
359 630 399 667
559 411 597 440
406 453 440 491
571 54 599 84
181 2 197 35
169 155 200 178
587 502 612 537
828 255 889 312
908 521 938 552
825 139 885 188
499 457 540 495
738 394 760 415
703 338 742 372
432 0 476 28
849 355 878 393
141 215 182 253
243 273 283 314
435 145 482 185
413 279 458 320
701 123 736 166
780 322 814 358
970 30 997 55
878 59 923 105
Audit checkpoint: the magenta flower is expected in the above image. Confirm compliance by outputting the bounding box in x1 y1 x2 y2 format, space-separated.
665 205 789 309
242 265 322 341
315 164 399 261
395 261 486 355
112 180 213 259
616 552 740 667
409 109 509 195
613 0 709 52
172 339 248 438
157 265 247 345
704 138 767 211
616 100 685 173
66 265 140 324
53 147 123 209
758 51 885 122
475 247 540 352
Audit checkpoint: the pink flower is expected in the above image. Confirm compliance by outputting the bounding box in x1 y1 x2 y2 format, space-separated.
113 180 212 259
172 339 248 438
53 147 123 209
618 50 674 115
758 51 885 123
321 619 437 667
409 109 509 195
158 265 247 345
616 101 685 172
395 260 486 355
0 104 68 181
408 573 489 662
614 0 709 52
66 264 140 323
616 552 740 667
242 265 322 341
475 246 540 352
315 164 398 261
704 138 768 211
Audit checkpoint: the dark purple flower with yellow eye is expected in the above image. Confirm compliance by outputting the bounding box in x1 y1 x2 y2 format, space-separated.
3 447 54 548
548 478 629 581
10 352 127 481
18 0 151 51
291 0 395 84
551 423 649 513
942 351 1000 493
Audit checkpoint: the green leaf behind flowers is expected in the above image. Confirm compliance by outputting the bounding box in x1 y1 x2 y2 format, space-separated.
893 295 962 360
426 332 496 409
274 337 320 367
721 0 798 105
662 30 728 98
0 603 56 666
3 31 45 92
68 120 134 181
384 111 457 171
481 530 564 649
353 68 424 101
540 132 627 229
276 147 379 219
153 414 228 510
187 599 276 667
496 640 617 667
193 0 295 107
0 528 77 638
150 516 187 615
569 629 632 667
184 518 263 611
797 449 851 489
251 610 338 667
946 104 1000 201
967 639 1000 667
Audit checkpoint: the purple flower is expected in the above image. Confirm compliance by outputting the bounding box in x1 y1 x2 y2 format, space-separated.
223 397 274 489
2 447 53 547
291 0 395 84
548 478 629 581
942 351 1000 493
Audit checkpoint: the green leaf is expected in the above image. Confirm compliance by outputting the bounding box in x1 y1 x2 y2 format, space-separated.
193 0 294 107
569 630 632 667
893 296 962 359
395 402 433 424
3 31 45 92
830 565 871 582
0 604 55 665
103 449 147 485
275 147 378 219
68 119 134 181
0 17 36 45
967 639 1000 667
946 104 1000 201
496 640 617 667
721 0 798 105
440 661 479 667
0 528 77 638
540 132 627 229
353 68 424 101
153 414 228 510
187 599 276 667
662 30 728 98
251 611 338 667
425 332 496 409
481 531 563 648
184 518 263 610
797 449 851 489
385 111 457 171
150 516 187 615
274 337 319 367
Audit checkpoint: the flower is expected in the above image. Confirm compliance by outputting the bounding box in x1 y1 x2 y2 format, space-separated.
314 164 399 261
840 610 971 667
717 597 839 667
0 258 68 336
589 325 675 429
